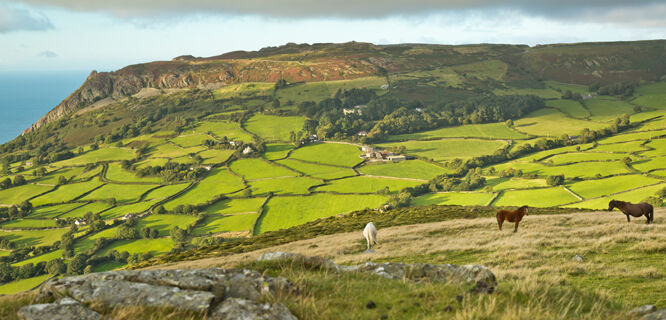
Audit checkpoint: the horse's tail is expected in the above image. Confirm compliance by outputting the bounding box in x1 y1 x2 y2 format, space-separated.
648 205 654 223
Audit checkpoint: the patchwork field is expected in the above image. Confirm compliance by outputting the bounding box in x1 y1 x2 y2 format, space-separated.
249 177 321 196
276 159 357 180
289 143 363 167
376 139 508 162
230 158 297 180
358 160 448 180
545 100 589 119
243 114 306 142
316 176 422 194
385 122 528 141
411 192 496 206
514 109 607 137
494 186 579 207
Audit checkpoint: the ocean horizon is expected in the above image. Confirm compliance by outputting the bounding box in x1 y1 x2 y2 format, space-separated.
0 70 89 144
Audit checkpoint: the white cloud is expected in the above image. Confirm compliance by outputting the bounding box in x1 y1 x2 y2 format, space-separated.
0 4 53 33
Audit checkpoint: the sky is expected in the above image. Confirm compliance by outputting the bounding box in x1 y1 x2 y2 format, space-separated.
1 0 665 72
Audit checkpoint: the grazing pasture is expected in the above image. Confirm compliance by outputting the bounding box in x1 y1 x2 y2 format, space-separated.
198 149 235 164
545 81 591 95
52 148 135 167
192 213 258 235
376 139 508 162
212 82 274 99
358 160 448 180
546 152 627 165
591 140 647 153
1 228 69 248
243 114 306 142
148 144 205 159
80 183 158 204
412 192 496 206
545 100 589 119
276 159 356 180
203 197 266 215
97 238 173 257
32 166 87 185
30 179 104 206
385 122 528 141
316 176 422 194
0 219 56 229
494 186 580 207
642 138 666 157
263 143 293 160
483 177 548 191
514 108 607 137
100 200 159 219
289 143 363 167
105 163 162 183
493 87 561 99
249 177 321 195
0 184 53 205
563 183 666 209
12 250 63 267
256 193 388 233
136 214 198 237
566 175 662 199
230 158 297 180
28 203 84 219
0 274 51 295
194 121 254 142
143 184 189 201
163 168 245 209
170 134 212 148
598 129 666 144
584 97 635 121
58 202 113 218
631 156 666 172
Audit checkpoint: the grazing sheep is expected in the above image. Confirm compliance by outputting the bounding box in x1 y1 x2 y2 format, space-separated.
363 222 377 251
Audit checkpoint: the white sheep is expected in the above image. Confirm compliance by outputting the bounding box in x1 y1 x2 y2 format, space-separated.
363 222 377 251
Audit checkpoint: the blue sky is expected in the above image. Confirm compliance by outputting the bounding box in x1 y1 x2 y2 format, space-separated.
1 0 665 72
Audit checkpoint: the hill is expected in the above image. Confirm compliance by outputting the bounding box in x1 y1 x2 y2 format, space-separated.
0 40 664 302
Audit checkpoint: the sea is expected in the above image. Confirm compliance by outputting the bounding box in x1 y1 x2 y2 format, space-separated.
0 71 89 144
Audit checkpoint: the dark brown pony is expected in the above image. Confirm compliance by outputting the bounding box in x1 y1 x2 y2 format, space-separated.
608 200 654 224
496 205 529 233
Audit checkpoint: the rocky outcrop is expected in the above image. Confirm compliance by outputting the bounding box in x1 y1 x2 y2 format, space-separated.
257 251 497 288
20 268 297 320
642 308 666 320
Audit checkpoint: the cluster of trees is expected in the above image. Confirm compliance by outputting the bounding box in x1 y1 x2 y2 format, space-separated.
0 175 27 189
589 82 635 97
561 90 583 101
0 201 33 220
132 162 208 183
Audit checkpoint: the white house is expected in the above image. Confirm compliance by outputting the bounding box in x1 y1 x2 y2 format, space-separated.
242 146 253 155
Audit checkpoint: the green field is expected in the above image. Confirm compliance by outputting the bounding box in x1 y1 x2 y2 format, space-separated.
170 134 212 148
514 109 607 137
632 81 666 109
30 180 103 206
198 149 235 165
203 197 266 215
316 176 422 194
213 82 274 99
591 140 647 153
0 274 51 295
385 122 528 141
546 152 626 165
358 160 448 180
483 177 548 191
567 175 661 199
492 160 631 178
263 143 293 160
1 228 69 248
276 159 356 180
52 148 136 167
545 100 589 119
80 183 158 204
289 143 363 167
563 183 666 209
32 166 88 185
136 214 198 237
148 144 205 159
0 219 56 229
256 193 388 233
452 59 507 81
134 158 169 169
193 121 254 142
243 114 306 142
494 186 579 207
493 87 561 99
100 200 159 219
412 192 496 206
96 238 173 257
249 177 321 196
376 139 508 162
230 158 297 180
163 168 245 209
631 156 666 172
192 213 258 235
0 184 52 205
275 77 387 105
143 184 189 201
545 81 591 95
584 97 635 121
59 202 113 218
12 249 63 267
28 203 84 219
597 129 666 144
642 138 666 157
105 163 162 183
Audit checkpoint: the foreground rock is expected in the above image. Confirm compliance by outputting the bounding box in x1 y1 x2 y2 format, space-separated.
642 308 666 320
18 297 102 320
20 268 296 319
258 252 497 288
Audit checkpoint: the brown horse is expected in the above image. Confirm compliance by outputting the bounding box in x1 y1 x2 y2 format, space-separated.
497 205 529 233
608 200 654 224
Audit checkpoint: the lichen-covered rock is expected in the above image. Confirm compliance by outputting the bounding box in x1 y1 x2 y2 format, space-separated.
257 252 339 272
341 262 497 287
210 298 298 320
642 308 666 320
17 297 101 320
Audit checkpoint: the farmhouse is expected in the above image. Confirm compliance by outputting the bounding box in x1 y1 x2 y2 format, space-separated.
357 131 368 136
387 155 406 162
122 213 136 220
242 146 254 155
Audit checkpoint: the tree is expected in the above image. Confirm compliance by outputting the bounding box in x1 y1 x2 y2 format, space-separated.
622 157 632 165
46 259 66 275
116 224 138 240
505 119 514 128
0 178 10 189
12 175 25 186
546 175 564 186
170 226 187 244
57 176 68 185
150 228 159 239
67 254 88 275
272 99 281 108
155 205 167 214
